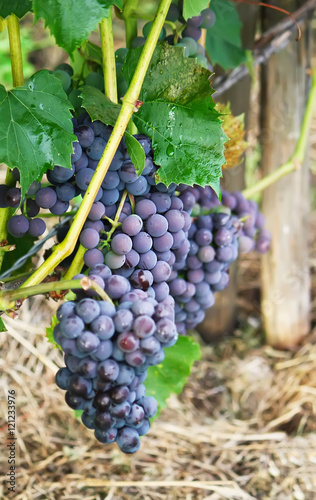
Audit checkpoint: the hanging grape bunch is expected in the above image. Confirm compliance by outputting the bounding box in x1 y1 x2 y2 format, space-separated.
0 0 278 457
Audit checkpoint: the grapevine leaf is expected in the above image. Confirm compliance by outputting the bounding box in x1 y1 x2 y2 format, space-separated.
74 409 83 418
0 317 7 332
81 86 121 127
0 0 32 19
123 44 226 192
33 0 119 55
205 0 247 70
145 336 201 417
0 70 76 199
46 315 61 349
124 132 145 175
182 0 209 20
2 232 35 277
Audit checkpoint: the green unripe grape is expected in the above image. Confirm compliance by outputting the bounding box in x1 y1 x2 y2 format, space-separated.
180 37 197 57
195 43 206 57
195 54 209 69
84 72 104 91
115 48 129 64
116 64 128 98
53 69 71 91
175 42 190 58
143 21 166 40
68 89 82 110
131 36 146 49
54 63 74 77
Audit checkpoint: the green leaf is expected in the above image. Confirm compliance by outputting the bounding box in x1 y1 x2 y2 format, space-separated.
0 0 32 19
2 232 35 277
74 409 83 418
0 317 7 332
205 0 247 70
81 86 121 127
46 315 61 349
33 0 119 55
0 70 76 199
123 44 226 191
145 336 201 417
124 132 145 175
183 0 209 20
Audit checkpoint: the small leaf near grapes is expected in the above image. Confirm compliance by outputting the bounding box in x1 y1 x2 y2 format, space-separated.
145 336 201 417
0 70 76 199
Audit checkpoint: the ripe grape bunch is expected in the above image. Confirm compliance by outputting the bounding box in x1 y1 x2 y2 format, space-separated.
54 264 177 454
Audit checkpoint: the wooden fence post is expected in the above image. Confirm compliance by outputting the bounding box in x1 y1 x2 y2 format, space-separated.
197 5 259 342
260 1 313 348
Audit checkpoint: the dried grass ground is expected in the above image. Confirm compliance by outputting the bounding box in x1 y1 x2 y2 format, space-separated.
1 267 316 500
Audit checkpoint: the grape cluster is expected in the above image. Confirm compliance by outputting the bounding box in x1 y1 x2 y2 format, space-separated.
54 263 177 453
168 186 271 334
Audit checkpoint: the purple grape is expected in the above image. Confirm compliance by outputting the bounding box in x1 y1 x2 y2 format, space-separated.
35 187 57 209
7 215 29 238
28 218 46 237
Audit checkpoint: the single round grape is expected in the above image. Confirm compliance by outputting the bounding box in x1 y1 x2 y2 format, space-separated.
119 162 138 184
143 21 166 40
117 331 139 353
86 137 106 161
97 359 120 382
75 168 94 191
85 72 104 91
115 47 129 64
55 367 72 390
55 182 76 202
130 270 153 290
126 176 148 196
166 3 179 21
50 199 69 215
91 339 113 361
54 62 74 76
75 124 95 148
65 391 85 410
28 218 46 237
78 358 98 378
125 249 140 268
180 36 197 56
5 187 21 208
138 250 157 270
175 42 190 57
79 228 100 249
131 36 146 48
121 214 143 236
101 187 120 206
76 331 100 353
7 215 29 238
110 385 130 404
135 199 156 219
151 261 171 283
95 427 117 444
75 298 100 323
153 282 170 302
83 248 104 267
111 233 133 255
150 192 171 213
104 251 126 270
201 8 216 28
146 214 168 237
182 26 202 41
114 309 134 333
116 364 135 386
140 335 161 355
132 232 153 253
125 349 147 367
53 69 71 91
49 164 75 183
35 187 57 209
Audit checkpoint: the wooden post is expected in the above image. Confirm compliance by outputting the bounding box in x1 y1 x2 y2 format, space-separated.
260 2 312 348
197 5 259 342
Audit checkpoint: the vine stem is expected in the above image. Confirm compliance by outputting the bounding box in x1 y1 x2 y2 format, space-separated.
0 14 24 273
0 277 113 311
123 0 139 48
63 13 119 281
63 244 86 280
242 68 316 199
100 14 117 103
19 0 173 290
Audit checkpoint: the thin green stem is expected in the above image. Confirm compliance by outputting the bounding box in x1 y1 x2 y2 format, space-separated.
243 68 316 200
0 277 113 311
0 15 24 273
20 0 173 290
102 190 128 247
100 15 118 103
63 244 86 280
123 0 139 48
7 14 24 87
